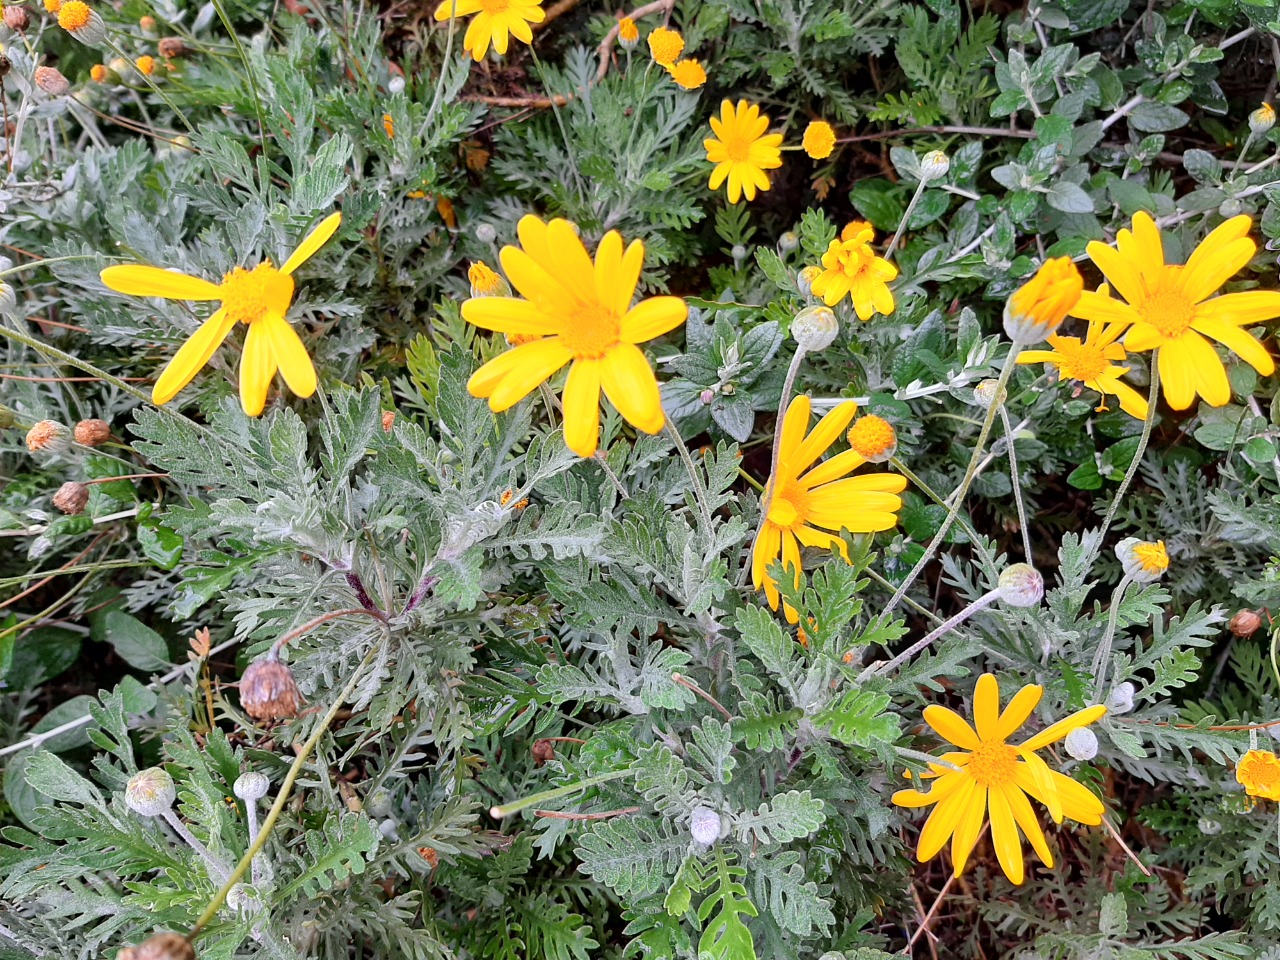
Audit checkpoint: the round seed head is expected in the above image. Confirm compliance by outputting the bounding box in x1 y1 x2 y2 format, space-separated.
125 767 176 817
53 481 89 515
239 657 302 721
1229 609 1262 637
26 419 71 454
233 771 269 802
114 933 194 960
1064 727 1098 761
74 418 111 446
689 805 722 845
34 65 70 96
997 563 1044 608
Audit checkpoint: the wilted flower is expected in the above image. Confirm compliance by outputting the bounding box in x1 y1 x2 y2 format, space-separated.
802 120 836 160
34 65 70 96
115 932 194 960
1229 609 1263 637
73 418 110 446
3 6 29 31
52 481 89 515
26 419 70 454
157 36 184 58
1004 257 1083 343
381 410 396 432
1116 537 1168 583
239 656 303 720
810 223 897 321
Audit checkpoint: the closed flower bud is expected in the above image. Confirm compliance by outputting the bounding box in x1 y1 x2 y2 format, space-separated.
797 264 822 299
157 36 184 58
1219 198 1244 219
388 75 405 94
689 805 722 845
919 149 950 181
34 65 70 96
997 563 1044 608
125 767 176 816
1229 609 1263 637
467 260 510 298
1108 681 1135 714
52 481 89 515
74 417 111 446
475 222 497 244
134 55 156 76
115 933 194 960
973 378 1006 408
1116 537 1168 583
3 6 28 30
233 771 270 802
791 304 838 352
1197 817 1222 835
26 419 71 454
617 15 638 48
138 13 154 29
1064 727 1098 761
0 280 17 314
699 388 714 404
1003 257 1083 344
847 414 897 463
731 244 747 262
240 656 302 720
1249 102 1275 136
778 231 798 254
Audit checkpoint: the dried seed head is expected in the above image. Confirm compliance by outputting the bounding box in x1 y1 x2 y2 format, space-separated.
381 410 396 433
157 36 184 58
418 845 440 868
115 932 194 960
3 6 29 30
1064 727 1098 761
997 563 1044 608
34 65 70 96
689 805 722 845
1108 681 1136 715
0 53 10 76
53 481 89 515
531 739 556 765
74 417 111 446
791 304 839 352
26 419 71 454
233 771 270 802
1229 609 1263 637
125 767 176 817
240 657 302 720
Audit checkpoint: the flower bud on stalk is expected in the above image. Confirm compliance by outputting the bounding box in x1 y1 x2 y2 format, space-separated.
34 65 70 96
125 767 176 817
973 378 1006 408
1064 727 1098 761
239 655 303 720
56 1 106 45
1003 257 1083 344
467 260 510 298
3 6 28 31
689 805 723 845
74 417 111 446
790 304 838 352
1115 537 1168 583
26 419 70 454
1250 102 1276 136
0 280 17 315
997 563 1044 607
919 149 950 181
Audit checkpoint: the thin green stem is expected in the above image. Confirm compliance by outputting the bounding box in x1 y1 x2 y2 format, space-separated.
863 567 942 626
528 48 588 202
999 406 1034 563
423 1 460 134
490 768 632 819
888 456 994 569
1083 355 1161 571
664 419 714 531
105 38 195 134
0 255 108 280
884 178 927 262
209 0 268 149
189 644 379 936
883 343 1022 618
0 559 147 590
1092 574 1134 697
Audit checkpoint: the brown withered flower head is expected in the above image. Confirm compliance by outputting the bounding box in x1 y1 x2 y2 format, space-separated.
53 481 89 515
4 6 29 30
115 932 194 960
26 419 70 454
34 65 70 96
74 417 111 446
240 655 302 720
532 739 556 765
381 410 396 433
157 36 185 58
1229 609 1264 638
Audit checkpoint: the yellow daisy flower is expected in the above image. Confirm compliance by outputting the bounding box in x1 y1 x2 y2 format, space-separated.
752 396 907 623
1016 309 1148 419
810 223 898 320
1004 256 1083 343
462 215 687 457
432 0 545 62
893 674 1107 884
802 120 836 160
1074 212 1280 410
1236 749 1280 801
99 213 342 416
704 99 784 205
667 58 706 90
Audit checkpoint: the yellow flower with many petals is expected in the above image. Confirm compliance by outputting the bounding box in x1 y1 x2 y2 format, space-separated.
433 0 544 62
802 120 835 160
1237 749 1280 801
462 215 687 457
667 58 706 90
99 213 342 416
810 223 897 320
1004 256 1083 343
893 674 1107 884
704 99 784 205
1017 309 1148 419
752 396 907 622
1074 212 1280 410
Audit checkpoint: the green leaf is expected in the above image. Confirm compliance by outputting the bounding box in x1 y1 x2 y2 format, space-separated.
99 610 169 672
815 690 901 747
137 522 184 571
1128 101 1188 133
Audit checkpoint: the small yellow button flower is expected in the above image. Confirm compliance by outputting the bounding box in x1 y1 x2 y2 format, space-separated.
1237 749 1280 801
810 223 897 321
802 120 835 160
847 414 897 463
703 99 784 205
43 0 62 13
647 25 683 66
135 55 156 75
99 213 343 416
1004 256 1082 343
90 63 109 82
667 58 706 90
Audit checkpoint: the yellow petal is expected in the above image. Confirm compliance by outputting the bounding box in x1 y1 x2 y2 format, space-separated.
1016 752 1063 824
470 338 572 409
280 212 342 276
923 705 980 750
433 0 483 19
462 297 560 336
599 343 664 434
260 314 316 399
1183 331 1231 407
1086 241 1145 306
613 240 645 317
1046 770 1105 824
751 521 781 593
987 783 1024 884
545 218 596 296
1004 783 1054 868
1018 704 1107 753
972 673 1001 742
790 400 857 476
950 783 987 875
151 308 236 405
100 264 222 300
1193 318 1275 375
562 359 602 457
797 448 866 488
239 320 276 417
1194 290 1280 327
593 231 623 312
996 684 1043 741
917 776 975 861
776 395 811 471
1158 337 1197 411
620 296 687 344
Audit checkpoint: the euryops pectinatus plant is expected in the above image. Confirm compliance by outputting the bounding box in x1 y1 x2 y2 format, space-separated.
3 0 1280 957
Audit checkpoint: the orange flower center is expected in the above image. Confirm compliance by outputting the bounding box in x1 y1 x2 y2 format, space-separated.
966 739 1017 788
847 415 896 459
1138 280 1196 339
560 301 621 360
722 132 754 163
766 479 809 530
831 240 875 278
479 0 510 12
1053 338 1109 382
1238 750 1280 799
220 262 293 326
